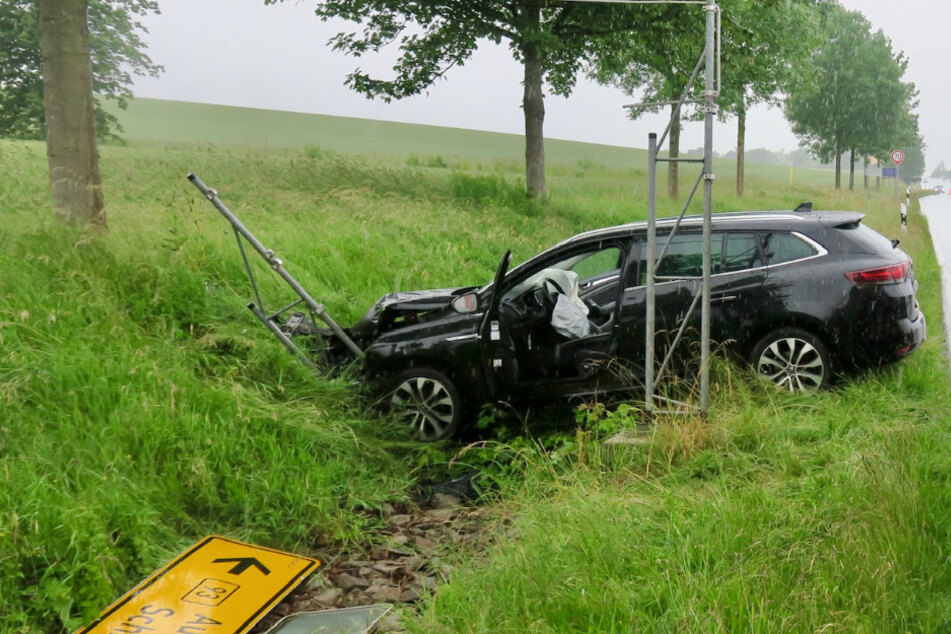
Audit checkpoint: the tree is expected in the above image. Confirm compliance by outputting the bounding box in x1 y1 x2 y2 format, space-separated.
784 6 918 190
715 0 823 196
931 161 951 180
0 0 161 141
39 0 103 225
272 0 664 198
897 130 925 183
589 3 699 199
589 1 820 199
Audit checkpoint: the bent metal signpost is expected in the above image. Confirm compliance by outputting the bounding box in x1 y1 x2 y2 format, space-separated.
76 536 320 634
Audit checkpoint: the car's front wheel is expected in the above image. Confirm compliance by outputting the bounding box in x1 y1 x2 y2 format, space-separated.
388 367 462 442
750 328 831 391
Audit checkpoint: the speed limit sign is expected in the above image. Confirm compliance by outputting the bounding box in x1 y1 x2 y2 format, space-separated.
891 149 905 164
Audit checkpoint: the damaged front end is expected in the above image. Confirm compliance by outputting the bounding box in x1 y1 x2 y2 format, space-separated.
189 174 493 442
350 288 478 339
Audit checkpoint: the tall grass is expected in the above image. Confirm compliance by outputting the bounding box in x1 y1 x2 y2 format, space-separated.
415 371 951 631
1 107 947 632
1 142 425 631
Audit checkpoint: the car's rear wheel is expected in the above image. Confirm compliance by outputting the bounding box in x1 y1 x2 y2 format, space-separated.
389 368 462 442
750 328 830 391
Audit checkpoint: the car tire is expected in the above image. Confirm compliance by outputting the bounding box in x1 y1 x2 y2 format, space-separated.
388 367 462 442
749 328 831 391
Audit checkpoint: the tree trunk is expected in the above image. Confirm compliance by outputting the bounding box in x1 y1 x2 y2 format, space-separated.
668 103 680 199
736 103 746 198
834 138 841 190
521 3 546 199
848 147 855 191
39 0 104 226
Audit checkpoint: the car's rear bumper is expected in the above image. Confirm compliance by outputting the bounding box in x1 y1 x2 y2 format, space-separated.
896 311 927 358
867 312 926 365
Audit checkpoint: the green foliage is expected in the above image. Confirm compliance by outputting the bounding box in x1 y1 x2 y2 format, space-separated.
589 1 822 116
716 0 823 115
281 1 652 101
785 5 919 185
899 130 927 182
0 0 162 141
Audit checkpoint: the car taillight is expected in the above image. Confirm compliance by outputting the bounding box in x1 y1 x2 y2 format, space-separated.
845 260 909 285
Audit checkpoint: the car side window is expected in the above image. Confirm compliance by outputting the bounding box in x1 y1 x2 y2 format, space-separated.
722 233 763 272
761 232 817 264
502 244 623 302
654 233 723 278
571 247 621 283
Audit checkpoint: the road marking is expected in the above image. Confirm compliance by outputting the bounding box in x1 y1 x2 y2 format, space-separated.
75 536 320 634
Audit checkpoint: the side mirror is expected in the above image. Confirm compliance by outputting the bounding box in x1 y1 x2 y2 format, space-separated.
452 293 479 314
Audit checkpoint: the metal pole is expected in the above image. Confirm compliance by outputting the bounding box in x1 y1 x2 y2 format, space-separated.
645 132 657 414
700 0 717 413
187 173 365 359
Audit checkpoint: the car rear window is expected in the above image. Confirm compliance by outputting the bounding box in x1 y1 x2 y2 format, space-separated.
835 223 897 255
723 233 763 272
761 232 817 264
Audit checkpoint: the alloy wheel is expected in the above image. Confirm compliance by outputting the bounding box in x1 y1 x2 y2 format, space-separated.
756 336 826 391
390 375 457 441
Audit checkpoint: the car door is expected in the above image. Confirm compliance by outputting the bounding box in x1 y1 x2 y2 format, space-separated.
616 230 767 376
710 232 768 349
482 239 630 402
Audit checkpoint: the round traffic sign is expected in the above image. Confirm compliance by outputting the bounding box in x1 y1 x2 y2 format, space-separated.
891 149 905 164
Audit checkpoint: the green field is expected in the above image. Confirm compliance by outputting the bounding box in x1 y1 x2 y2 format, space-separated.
1 99 949 632
106 97 840 188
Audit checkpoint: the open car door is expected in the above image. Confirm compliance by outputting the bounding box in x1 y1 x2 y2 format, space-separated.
479 250 514 396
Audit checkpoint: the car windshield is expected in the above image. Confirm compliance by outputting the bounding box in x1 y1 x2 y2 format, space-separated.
501 252 594 300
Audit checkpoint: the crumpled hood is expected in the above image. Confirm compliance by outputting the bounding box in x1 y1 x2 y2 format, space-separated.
350 287 476 338
373 288 469 311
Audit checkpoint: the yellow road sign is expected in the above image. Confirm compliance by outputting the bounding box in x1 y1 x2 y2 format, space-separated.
76 535 320 634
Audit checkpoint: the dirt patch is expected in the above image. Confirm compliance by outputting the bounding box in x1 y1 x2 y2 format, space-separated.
251 486 505 632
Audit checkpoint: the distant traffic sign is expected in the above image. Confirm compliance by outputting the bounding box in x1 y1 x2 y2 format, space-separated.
76 536 320 634
891 149 905 164
882 167 898 178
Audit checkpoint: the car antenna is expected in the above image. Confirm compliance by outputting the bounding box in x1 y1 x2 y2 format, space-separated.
794 202 813 212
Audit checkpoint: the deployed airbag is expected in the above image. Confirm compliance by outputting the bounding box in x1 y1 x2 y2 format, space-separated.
544 269 591 339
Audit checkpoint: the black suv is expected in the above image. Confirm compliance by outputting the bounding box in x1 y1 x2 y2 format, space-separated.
325 210 925 440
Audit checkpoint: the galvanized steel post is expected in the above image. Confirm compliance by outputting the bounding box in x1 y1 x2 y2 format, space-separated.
645 132 658 414
700 0 717 413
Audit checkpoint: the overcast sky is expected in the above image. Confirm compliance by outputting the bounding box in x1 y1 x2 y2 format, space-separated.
131 1 951 171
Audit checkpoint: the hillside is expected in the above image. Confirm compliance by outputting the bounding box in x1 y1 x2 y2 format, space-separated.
104 97 838 187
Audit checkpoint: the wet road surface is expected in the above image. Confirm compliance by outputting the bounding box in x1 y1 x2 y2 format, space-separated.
920 193 951 355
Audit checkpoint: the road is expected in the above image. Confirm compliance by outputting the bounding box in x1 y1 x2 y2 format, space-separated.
920 193 951 355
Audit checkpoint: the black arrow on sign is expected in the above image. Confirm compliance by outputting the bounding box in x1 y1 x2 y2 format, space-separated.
212 557 271 576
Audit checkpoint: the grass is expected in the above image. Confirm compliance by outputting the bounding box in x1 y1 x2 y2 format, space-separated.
1 100 949 632
409 191 951 631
